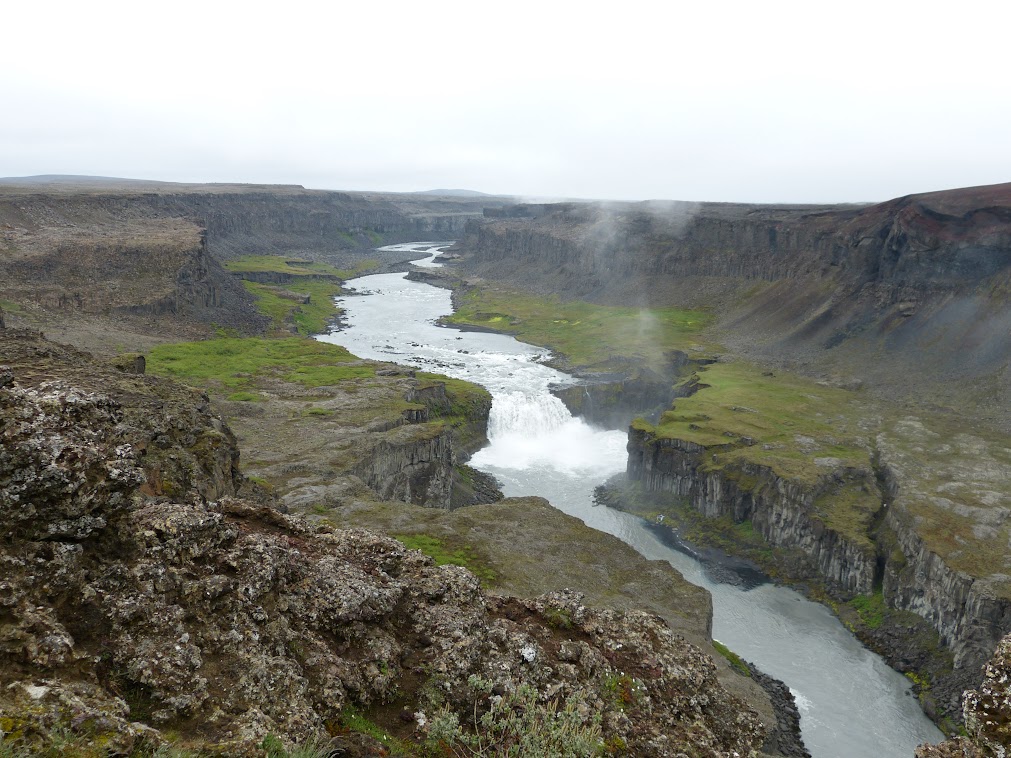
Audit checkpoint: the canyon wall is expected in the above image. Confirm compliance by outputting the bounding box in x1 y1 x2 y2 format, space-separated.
458 184 1011 428
625 430 879 595
0 184 511 339
458 183 1011 713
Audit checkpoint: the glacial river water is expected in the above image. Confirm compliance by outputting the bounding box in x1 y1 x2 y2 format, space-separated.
317 242 944 757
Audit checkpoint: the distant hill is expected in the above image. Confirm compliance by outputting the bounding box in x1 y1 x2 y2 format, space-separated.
0 174 172 186
414 188 494 198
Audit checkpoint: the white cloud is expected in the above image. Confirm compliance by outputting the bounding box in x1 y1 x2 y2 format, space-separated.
3 0 1010 202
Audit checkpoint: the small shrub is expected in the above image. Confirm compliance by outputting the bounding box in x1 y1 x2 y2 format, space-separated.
542 607 574 630
602 674 642 707
712 640 751 678
425 675 602 757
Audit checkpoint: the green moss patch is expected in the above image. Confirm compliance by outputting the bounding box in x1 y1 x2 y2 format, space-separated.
148 337 374 390
0 298 26 315
396 534 496 585
224 254 377 279
712 640 751 678
444 286 710 373
848 591 887 629
641 361 872 485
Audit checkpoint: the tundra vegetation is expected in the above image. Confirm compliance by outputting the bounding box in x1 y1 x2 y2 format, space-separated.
448 281 1011 728
222 255 379 335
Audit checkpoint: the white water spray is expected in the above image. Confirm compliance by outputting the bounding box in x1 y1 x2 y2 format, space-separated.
474 390 625 474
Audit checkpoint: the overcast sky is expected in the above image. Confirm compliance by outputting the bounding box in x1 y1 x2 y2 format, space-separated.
3 0 1009 203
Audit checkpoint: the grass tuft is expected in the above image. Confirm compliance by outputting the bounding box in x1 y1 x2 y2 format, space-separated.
396 534 496 585
712 640 752 678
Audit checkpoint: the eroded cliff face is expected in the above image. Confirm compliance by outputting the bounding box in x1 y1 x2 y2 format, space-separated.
352 425 455 507
626 429 879 595
624 407 1011 725
883 504 1011 681
0 184 514 346
0 333 766 757
457 184 1011 428
0 211 264 337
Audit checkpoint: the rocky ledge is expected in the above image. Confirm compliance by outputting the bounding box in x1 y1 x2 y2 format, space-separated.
0 337 767 756
916 631 1011 757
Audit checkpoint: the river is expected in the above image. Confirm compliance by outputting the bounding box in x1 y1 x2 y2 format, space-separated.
316 242 944 757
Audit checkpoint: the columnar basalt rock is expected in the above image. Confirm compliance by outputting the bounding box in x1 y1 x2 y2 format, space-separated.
626 428 879 595
352 427 456 508
883 504 1011 674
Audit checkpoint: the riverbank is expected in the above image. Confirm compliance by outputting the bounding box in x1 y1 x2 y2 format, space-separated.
593 478 964 731
323 260 942 756
140 249 792 754
429 264 998 734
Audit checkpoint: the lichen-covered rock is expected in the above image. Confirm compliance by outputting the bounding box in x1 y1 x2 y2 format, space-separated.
0 377 143 540
961 633 1011 755
918 631 1011 757
0 332 765 756
0 330 241 501
2 493 765 755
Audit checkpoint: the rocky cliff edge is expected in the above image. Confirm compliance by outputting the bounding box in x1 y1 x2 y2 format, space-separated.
0 333 764 756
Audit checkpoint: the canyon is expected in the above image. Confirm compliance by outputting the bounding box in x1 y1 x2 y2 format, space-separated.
2 175 1010 755
449 184 1011 727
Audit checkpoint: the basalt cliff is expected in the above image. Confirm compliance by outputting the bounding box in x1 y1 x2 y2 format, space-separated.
0 181 511 352
462 184 1011 427
451 183 1011 730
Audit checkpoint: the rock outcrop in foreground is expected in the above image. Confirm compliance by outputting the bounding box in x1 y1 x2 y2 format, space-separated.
0 335 764 756
917 632 1011 757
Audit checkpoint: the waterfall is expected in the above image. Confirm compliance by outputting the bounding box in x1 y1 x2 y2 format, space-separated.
474 390 626 474
488 391 571 437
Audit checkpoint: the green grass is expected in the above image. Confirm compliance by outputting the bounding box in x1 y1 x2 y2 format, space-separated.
849 591 887 629
0 299 25 315
147 337 374 390
228 255 379 335
630 361 881 549
227 391 260 402
223 254 378 279
416 373 491 422
338 707 416 756
304 407 333 417
443 286 710 373
396 534 496 585
243 279 347 336
638 361 872 485
712 640 751 677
